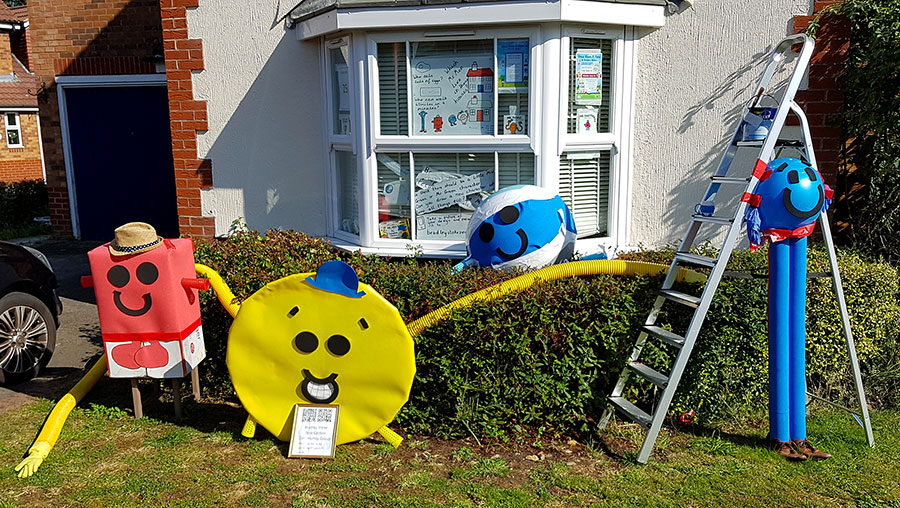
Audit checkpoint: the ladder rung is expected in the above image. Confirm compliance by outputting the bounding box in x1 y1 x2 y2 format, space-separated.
692 214 734 226
660 289 701 308
734 139 805 148
643 325 686 348
628 362 669 388
608 396 652 429
675 252 717 268
710 176 751 184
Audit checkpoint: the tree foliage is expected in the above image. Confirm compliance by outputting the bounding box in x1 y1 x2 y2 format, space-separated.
809 1 900 263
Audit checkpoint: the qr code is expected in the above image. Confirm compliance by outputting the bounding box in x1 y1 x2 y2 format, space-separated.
301 407 333 423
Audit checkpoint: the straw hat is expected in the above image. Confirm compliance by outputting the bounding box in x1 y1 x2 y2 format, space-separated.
109 222 163 256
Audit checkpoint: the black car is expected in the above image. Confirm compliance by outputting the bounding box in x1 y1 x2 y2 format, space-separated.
0 241 62 384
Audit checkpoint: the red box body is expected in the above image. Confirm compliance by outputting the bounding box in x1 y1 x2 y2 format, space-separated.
87 238 204 378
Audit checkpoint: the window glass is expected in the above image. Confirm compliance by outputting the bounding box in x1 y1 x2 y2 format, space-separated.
378 43 409 136
6 113 16 126
497 38 529 136
497 152 535 188
376 153 411 239
7 130 19 146
409 40 494 136
335 151 358 235
558 151 611 238
330 45 351 135
567 38 613 134
413 152 494 241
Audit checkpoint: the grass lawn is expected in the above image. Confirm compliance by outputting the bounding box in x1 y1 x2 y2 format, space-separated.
0 379 896 508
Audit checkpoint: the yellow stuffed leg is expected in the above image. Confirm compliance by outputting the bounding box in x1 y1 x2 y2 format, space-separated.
377 426 403 448
16 355 108 478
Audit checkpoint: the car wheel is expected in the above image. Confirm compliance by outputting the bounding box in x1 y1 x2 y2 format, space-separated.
0 292 57 385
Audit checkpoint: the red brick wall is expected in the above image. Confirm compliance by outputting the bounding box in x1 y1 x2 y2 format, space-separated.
10 29 29 69
159 0 213 238
0 159 42 182
793 0 849 187
28 0 165 237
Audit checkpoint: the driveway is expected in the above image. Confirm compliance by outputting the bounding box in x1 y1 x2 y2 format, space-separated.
0 238 104 413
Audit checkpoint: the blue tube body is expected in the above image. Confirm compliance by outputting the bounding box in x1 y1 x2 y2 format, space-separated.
768 240 792 442
789 236 808 440
768 236 809 442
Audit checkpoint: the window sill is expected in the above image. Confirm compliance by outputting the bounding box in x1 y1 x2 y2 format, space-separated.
325 236 467 259
296 0 665 40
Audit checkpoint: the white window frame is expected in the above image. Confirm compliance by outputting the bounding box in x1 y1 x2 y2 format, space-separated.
5 112 23 148
549 25 636 252
322 35 363 244
359 27 541 254
322 23 638 257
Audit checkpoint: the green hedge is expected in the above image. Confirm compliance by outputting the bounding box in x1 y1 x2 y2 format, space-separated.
194 231 900 440
0 179 48 228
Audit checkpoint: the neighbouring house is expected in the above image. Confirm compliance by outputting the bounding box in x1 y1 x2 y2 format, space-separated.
28 0 179 240
23 0 848 253
0 3 43 183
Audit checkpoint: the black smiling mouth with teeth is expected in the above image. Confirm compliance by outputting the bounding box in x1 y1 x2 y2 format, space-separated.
299 369 340 404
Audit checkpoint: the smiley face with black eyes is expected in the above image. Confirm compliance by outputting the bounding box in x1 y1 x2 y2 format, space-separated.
225 260 416 444
463 186 578 270
292 325 356 404
754 158 827 232
107 262 159 316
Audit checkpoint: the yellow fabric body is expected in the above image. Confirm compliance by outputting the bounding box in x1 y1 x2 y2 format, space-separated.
226 273 416 445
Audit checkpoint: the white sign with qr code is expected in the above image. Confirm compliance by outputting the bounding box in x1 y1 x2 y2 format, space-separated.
288 404 340 458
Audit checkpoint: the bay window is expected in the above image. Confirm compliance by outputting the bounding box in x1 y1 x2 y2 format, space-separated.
321 23 638 256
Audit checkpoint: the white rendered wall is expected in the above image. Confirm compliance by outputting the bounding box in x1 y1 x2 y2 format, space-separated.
187 3 326 237
630 0 812 249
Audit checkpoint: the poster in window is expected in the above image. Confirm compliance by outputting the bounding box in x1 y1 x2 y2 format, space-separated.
411 48 494 135
576 107 598 134
575 49 603 105
416 213 472 240
498 39 529 91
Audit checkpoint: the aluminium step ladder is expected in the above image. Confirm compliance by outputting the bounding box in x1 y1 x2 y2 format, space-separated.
598 34 875 464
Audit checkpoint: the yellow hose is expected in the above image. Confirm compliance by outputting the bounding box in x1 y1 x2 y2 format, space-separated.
195 263 240 318
407 260 705 337
15 354 108 478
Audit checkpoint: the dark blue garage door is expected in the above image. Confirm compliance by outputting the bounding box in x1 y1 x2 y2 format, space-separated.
66 86 179 240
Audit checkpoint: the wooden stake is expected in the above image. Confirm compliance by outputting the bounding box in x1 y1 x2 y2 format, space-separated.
191 367 201 401
131 379 143 419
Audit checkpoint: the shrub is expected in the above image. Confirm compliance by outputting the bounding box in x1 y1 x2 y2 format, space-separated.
194 231 900 440
0 179 48 228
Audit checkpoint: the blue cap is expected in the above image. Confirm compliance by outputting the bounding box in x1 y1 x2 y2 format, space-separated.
305 260 366 298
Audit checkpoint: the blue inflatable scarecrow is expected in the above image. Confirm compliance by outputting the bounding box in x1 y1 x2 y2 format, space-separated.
745 157 834 461
453 185 577 272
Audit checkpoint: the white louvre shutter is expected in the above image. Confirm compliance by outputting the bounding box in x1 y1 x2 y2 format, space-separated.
558 152 611 238
377 43 408 136
497 152 535 189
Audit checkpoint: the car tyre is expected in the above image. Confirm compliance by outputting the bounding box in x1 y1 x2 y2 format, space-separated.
0 292 57 385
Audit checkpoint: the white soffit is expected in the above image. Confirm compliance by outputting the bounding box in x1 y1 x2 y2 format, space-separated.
297 0 666 40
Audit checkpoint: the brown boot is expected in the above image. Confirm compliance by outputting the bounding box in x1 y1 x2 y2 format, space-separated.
792 439 832 460
773 440 807 461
